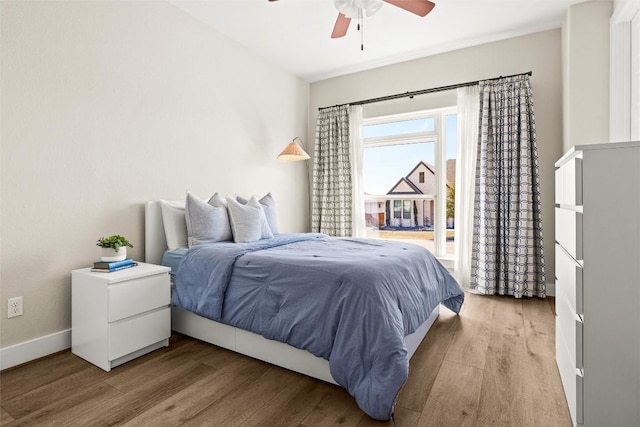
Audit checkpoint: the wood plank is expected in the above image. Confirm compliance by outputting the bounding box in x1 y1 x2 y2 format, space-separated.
105 339 215 392
0 351 90 402
395 308 458 412
85 360 218 426
2 365 111 418
491 297 524 337
386 406 420 427
415 360 483 427
475 331 535 427
193 342 242 369
524 319 555 359
299 384 366 427
239 375 324 427
180 365 301 426
524 320 572 427
1 407 15 424
444 314 490 370
3 382 122 427
522 297 555 324
459 292 496 322
119 356 268 426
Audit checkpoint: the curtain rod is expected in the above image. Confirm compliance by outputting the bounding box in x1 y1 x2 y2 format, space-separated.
318 71 532 111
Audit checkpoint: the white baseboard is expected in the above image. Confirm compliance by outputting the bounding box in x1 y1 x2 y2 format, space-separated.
0 329 71 371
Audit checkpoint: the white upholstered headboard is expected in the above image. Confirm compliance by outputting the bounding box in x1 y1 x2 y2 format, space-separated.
145 201 168 265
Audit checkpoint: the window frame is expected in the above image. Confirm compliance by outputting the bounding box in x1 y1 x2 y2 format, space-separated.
362 107 457 259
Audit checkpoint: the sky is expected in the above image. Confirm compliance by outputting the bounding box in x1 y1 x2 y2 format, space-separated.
363 114 457 195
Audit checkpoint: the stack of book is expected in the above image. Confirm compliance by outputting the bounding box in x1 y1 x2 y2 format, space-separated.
91 258 138 273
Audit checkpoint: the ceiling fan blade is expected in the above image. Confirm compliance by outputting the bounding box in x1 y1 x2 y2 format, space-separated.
331 13 351 39
383 0 435 17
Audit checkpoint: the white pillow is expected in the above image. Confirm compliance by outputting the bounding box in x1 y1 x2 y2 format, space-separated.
159 200 187 250
237 193 279 235
185 192 232 247
226 196 274 243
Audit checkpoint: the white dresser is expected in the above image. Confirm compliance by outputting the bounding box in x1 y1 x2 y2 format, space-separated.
72 262 171 371
555 141 640 426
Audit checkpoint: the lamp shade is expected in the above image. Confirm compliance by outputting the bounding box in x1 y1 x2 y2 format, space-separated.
277 138 310 162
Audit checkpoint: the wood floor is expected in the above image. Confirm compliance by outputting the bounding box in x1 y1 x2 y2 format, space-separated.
0 293 571 427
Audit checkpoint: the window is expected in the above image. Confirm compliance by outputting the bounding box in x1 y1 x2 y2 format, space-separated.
362 108 457 258
402 200 411 219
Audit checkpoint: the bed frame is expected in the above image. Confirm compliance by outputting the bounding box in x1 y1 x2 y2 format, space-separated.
145 200 439 385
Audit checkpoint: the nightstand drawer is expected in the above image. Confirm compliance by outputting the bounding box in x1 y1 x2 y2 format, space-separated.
108 273 169 322
109 307 170 360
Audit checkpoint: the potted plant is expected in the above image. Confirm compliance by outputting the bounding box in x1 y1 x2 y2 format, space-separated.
96 235 133 262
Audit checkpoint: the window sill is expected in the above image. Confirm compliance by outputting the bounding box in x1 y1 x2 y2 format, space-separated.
437 256 454 271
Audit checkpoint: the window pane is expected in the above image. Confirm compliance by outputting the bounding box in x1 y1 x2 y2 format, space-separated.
363 141 436 252
403 200 411 219
363 110 457 258
393 200 401 218
363 142 434 196
363 117 435 139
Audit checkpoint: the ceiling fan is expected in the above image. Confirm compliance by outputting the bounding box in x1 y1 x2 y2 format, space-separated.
268 0 435 39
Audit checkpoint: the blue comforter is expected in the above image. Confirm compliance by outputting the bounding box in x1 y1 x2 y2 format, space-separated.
172 233 464 420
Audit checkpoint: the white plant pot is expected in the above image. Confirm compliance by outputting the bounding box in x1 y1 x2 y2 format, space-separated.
101 246 127 262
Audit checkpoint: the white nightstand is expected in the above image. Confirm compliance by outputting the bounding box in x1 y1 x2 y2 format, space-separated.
71 262 171 371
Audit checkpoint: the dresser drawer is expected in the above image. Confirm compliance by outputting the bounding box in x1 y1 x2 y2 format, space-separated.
555 243 584 314
555 156 583 206
109 307 170 360
555 208 583 261
556 326 584 427
556 292 583 370
108 273 170 322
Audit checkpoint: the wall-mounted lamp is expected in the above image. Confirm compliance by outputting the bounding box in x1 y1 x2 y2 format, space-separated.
276 137 310 162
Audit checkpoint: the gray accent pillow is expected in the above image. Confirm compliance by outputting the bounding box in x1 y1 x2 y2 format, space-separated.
236 193 279 234
184 192 232 247
226 196 274 243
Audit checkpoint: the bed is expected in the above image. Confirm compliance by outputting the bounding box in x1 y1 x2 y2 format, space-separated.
145 199 464 420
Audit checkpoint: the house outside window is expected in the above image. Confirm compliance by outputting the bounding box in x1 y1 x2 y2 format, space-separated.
362 108 457 258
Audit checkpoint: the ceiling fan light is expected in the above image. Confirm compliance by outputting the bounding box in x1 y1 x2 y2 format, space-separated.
335 0 382 19
334 0 353 15
362 0 383 16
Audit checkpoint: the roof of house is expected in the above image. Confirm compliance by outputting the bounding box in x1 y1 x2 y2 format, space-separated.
386 160 455 195
406 161 435 178
387 177 423 195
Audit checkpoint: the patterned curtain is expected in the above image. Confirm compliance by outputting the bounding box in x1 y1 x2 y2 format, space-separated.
470 75 546 298
311 105 352 236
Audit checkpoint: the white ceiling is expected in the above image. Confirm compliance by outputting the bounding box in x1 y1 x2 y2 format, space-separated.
169 0 587 82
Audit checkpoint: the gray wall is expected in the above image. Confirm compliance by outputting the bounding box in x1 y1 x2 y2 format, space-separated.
0 1 310 348
563 0 613 152
310 29 564 291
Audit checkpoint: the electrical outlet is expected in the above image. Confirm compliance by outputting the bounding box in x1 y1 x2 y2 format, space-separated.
8 297 23 318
